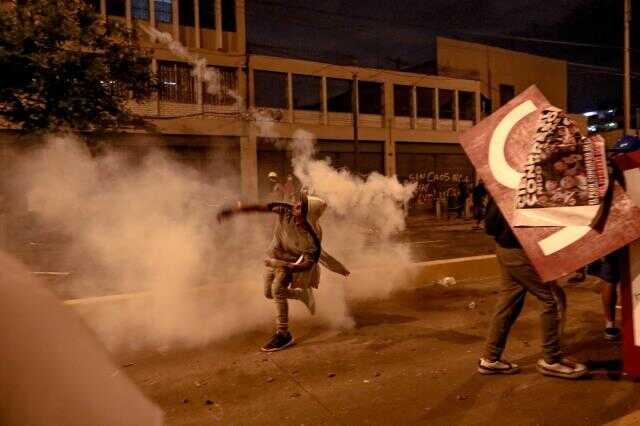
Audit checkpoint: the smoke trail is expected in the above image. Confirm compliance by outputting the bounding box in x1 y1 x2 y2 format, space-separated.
291 129 416 238
143 27 242 106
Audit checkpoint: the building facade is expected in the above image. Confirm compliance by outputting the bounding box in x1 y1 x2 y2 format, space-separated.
1 1 484 209
436 36 568 114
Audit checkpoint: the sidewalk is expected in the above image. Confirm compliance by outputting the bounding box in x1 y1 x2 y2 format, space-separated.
117 277 634 426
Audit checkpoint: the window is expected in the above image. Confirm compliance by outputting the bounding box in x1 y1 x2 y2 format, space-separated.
292 75 321 111
106 0 126 16
393 85 412 117
438 89 454 119
132 0 149 20
158 61 197 104
221 0 236 32
203 67 238 106
326 78 352 113
155 0 172 23
254 70 288 109
458 91 476 122
416 87 434 118
358 81 383 115
199 0 215 29
179 0 195 26
499 84 515 106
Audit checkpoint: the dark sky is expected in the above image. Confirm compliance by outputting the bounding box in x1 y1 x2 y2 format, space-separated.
247 0 640 114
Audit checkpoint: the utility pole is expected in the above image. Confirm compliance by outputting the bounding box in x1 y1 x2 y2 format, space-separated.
624 0 632 134
352 73 360 173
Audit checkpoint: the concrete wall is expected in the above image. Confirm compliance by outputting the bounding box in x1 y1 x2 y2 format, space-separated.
436 37 568 113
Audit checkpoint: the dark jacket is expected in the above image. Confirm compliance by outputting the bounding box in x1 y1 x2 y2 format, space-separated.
484 197 521 249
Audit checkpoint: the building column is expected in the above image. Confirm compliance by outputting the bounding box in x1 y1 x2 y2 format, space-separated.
125 0 132 27
454 89 460 132
236 0 246 54
411 85 417 129
287 72 294 123
152 59 160 115
237 65 247 112
172 0 179 39
241 134 259 201
321 76 328 125
100 0 106 17
248 66 255 108
383 82 396 177
434 88 440 131
194 0 201 49
149 0 156 28
215 0 223 50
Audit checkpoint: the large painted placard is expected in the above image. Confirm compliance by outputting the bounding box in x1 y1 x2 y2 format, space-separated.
460 85 640 282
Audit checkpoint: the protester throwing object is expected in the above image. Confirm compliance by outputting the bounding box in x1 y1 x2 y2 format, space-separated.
217 192 349 352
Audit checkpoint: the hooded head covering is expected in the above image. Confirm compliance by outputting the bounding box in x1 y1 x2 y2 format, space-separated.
305 195 327 229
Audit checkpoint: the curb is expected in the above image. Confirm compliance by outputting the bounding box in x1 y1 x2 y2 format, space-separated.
62 254 500 308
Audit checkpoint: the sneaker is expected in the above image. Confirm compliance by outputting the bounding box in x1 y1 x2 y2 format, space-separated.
261 331 295 352
604 327 621 341
536 358 588 379
477 358 520 375
301 288 316 315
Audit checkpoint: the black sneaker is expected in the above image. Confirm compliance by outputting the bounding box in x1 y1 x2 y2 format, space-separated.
604 327 621 341
261 331 295 352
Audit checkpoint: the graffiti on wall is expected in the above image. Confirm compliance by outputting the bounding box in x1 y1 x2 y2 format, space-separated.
404 171 473 210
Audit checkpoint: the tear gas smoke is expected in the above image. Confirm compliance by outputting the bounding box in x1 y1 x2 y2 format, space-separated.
6 131 416 352
144 27 242 105
5 34 418 353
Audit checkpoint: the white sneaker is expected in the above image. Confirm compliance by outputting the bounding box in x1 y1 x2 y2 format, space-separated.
537 358 588 379
478 358 520 375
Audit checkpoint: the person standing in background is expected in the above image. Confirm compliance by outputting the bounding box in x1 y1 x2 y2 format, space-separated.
472 179 487 229
267 171 284 202
457 179 468 219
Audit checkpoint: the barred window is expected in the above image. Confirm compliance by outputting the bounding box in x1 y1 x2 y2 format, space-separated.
203 67 238 106
159 61 197 104
132 0 149 20
199 0 215 29
154 0 172 23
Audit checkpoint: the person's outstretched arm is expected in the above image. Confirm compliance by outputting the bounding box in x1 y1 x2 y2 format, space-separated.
217 202 291 222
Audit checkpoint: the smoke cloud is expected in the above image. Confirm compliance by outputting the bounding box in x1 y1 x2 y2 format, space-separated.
3 35 418 353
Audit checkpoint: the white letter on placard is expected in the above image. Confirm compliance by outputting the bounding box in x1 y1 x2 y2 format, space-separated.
488 100 589 255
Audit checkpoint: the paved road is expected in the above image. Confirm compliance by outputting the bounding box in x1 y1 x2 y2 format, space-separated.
113 276 636 426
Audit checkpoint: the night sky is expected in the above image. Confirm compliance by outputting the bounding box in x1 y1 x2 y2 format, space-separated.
247 0 640 114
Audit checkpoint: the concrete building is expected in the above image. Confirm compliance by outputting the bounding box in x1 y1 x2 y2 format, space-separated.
1 1 489 210
435 36 568 114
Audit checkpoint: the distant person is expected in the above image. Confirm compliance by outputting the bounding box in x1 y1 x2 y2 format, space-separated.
267 171 283 202
478 197 587 379
217 193 349 352
456 180 467 218
472 179 487 229
586 249 624 340
446 188 457 220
